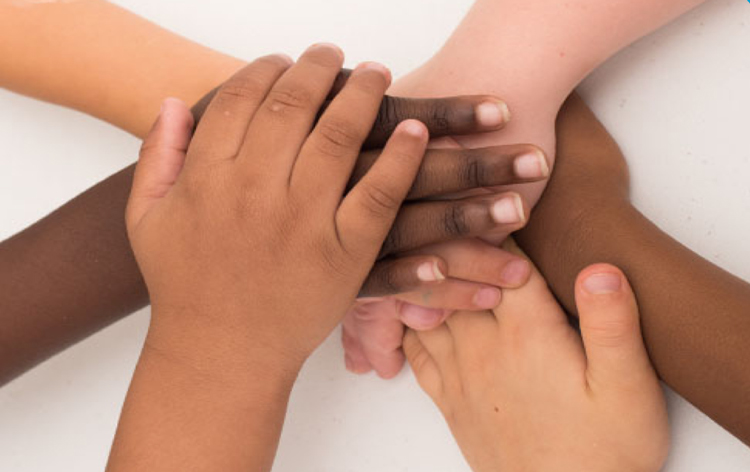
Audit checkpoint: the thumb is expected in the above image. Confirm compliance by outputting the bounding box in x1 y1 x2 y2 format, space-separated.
576 264 656 389
126 98 194 230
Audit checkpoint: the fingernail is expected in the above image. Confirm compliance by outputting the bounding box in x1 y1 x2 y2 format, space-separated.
417 261 446 282
514 150 550 179
473 287 501 308
307 42 344 59
500 259 530 286
400 304 446 330
355 61 392 82
583 272 622 295
476 100 511 128
491 194 525 224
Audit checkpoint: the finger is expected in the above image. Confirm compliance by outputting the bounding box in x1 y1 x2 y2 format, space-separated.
238 43 344 177
342 314 373 374
396 279 501 314
576 264 657 389
360 255 447 298
397 304 450 331
336 120 428 258
351 145 549 200
193 69 513 150
348 299 407 379
188 55 293 166
403 329 443 401
127 98 194 230
381 192 528 256
364 95 511 149
410 239 532 289
291 62 391 204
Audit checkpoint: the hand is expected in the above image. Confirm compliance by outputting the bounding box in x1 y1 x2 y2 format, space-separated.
404 242 669 472
192 69 549 300
126 45 431 370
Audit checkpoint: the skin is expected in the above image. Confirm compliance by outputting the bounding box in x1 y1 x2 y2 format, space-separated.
404 247 669 472
345 0 707 378
3 0 750 453
110 46 434 472
516 94 750 447
1 46 551 385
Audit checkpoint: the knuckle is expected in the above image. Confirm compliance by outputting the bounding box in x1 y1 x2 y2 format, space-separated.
584 316 638 348
360 183 401 219
373 262 404 296
428 102 452 133
460 152 489 188
266 86 314 113
216 76 265 104
315 119 364 157
443 204 472 236
374 96 404 134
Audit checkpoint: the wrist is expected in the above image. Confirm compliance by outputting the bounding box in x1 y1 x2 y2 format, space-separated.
144 306 304 390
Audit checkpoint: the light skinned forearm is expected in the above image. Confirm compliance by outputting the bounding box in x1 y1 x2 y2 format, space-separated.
0 0 244 138
403 0 705 110
107 319 299 472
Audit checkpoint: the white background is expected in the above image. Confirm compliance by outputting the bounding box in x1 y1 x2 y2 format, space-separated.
1 0 750 470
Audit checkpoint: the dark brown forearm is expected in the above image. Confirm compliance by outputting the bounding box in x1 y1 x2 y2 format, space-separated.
518 94 750 445
0 166 146 384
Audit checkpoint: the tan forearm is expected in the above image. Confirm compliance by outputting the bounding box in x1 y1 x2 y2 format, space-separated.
0 0 244 137
107 325 297 472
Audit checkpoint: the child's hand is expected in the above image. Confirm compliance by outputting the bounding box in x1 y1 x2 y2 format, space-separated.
404 242 669 472
126 45 431 371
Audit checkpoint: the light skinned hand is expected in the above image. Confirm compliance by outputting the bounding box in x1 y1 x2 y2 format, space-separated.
404 242 669 472
125 45 431 370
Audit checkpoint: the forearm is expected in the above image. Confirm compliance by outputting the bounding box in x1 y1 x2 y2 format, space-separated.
0 0 244 138
0 166 144 384
107 323 297 472
517 96 750 446
399 0 703 106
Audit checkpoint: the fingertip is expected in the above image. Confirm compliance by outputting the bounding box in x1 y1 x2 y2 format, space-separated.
499 258 531 287
399 303 448 331
472 286 502 309
398 119 429 141
354 61 393 85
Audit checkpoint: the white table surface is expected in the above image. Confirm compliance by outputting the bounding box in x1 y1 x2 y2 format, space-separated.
2 0 750 470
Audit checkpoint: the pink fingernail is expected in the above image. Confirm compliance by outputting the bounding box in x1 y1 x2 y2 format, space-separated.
583 273 622 295
476 101 511 128
417 261 446 282
473 287 501 308
491 194 525 224
514 151 550 179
